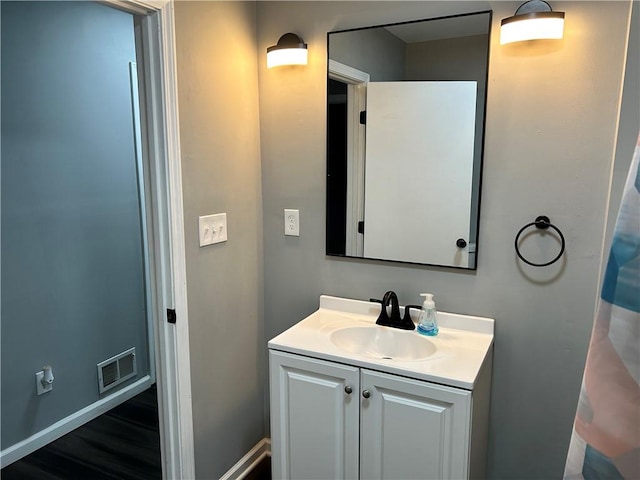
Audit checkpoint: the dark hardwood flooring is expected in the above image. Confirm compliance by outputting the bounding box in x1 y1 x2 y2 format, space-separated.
245 456 271 480
2 385 161 480
2 385 274 479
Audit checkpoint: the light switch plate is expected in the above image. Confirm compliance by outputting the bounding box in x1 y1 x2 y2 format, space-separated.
199 213 228 246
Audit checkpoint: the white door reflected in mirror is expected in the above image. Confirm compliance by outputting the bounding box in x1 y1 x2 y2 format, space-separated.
364 81 476 267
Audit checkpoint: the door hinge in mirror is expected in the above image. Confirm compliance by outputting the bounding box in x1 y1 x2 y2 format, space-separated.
359 111 366 125
358 221 365 234
167 308 177 324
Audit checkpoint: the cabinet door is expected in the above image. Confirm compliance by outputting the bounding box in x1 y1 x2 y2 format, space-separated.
270 350 360 480
360 369 472 480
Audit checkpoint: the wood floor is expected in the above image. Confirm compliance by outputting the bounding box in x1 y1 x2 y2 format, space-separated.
2 384 275 479
246 456 272 480
2 386 162 480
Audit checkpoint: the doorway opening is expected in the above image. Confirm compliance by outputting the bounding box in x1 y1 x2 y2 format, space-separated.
0 1 194 477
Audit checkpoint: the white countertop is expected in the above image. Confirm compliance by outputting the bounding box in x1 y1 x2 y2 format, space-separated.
268 295 495 390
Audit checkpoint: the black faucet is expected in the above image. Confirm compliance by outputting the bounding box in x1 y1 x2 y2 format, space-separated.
374 291 416 330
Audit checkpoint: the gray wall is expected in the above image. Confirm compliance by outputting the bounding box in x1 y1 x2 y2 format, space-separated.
1 1 149 449
256 1 631 478
405 33 489 82
173 2 265 478
329 27 406 81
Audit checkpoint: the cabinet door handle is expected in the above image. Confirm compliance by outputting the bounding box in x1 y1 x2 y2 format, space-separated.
362 389 371 399
344 385 353 395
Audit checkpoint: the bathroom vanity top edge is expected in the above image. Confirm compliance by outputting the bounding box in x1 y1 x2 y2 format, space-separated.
268 295 494 390
267 343 488 390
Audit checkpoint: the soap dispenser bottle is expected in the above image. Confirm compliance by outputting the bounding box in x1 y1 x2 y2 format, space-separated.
417 293 439 336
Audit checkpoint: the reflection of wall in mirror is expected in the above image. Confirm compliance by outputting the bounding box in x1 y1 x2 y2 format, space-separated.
329 27 404 81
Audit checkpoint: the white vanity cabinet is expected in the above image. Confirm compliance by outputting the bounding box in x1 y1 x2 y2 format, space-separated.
360 369 472 480
270 350 485 480
268 295 494 480
269 351 359 479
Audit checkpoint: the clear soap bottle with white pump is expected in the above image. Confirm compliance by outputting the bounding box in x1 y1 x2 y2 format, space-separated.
416 293 439 336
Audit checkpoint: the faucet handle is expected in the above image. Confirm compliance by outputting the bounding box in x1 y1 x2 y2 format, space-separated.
399 305 420 331
403 305 422 321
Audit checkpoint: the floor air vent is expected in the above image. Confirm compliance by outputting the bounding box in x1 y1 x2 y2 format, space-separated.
97 347 137 394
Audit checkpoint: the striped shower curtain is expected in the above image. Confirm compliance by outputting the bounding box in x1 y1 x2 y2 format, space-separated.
564 136 640 479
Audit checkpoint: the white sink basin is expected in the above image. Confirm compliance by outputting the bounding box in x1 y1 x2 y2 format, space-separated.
329 326 437 361
269 296 495 389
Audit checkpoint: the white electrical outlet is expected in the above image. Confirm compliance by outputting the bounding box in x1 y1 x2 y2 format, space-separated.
199 213 228 246
36 369 53 395
284 209 299 236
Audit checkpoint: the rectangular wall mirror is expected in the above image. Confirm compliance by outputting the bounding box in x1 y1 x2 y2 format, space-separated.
326 11 492 269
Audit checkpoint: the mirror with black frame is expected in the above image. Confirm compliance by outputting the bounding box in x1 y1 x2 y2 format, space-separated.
326 11 491 269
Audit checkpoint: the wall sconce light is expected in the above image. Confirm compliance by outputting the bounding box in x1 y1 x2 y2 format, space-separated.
500 0 565 44
267 33 308 68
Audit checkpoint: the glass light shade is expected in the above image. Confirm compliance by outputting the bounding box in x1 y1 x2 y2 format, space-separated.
267 48 308 68
500 12 564 44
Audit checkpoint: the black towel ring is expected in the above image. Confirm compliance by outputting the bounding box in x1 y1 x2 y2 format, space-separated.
515 215 565 267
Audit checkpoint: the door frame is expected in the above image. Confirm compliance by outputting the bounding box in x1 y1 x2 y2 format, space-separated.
0 1 193 476
328 60 368 257
103 1 195 478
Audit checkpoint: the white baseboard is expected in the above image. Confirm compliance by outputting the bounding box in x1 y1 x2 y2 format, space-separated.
0 375 153 468
219 438 271 480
